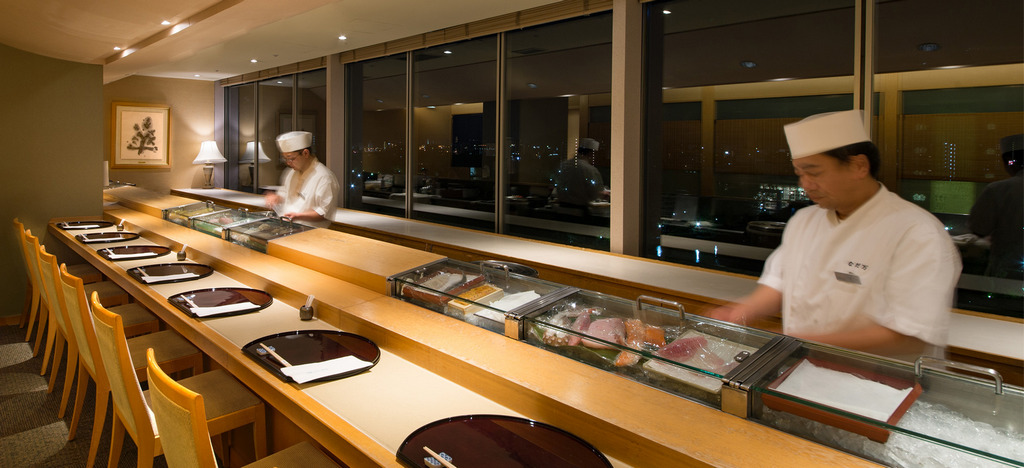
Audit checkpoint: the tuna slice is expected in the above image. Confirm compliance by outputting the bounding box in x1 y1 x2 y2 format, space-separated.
565 309 593 346
582 318 625 349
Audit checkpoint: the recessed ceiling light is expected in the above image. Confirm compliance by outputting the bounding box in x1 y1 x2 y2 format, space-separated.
663 9 672 14
113 46 122 51
443 50 452 55
250 59 258 63
161 20 171 25
740 60 757 69
338 35 347 40
277 80 283 84
918 42 941 52
194 74 200 77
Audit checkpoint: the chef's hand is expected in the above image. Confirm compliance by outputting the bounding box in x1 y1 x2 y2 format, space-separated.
707 304 750 325
264 191 282 209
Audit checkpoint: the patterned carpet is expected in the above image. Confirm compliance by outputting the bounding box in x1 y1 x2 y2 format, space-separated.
0 324 166 467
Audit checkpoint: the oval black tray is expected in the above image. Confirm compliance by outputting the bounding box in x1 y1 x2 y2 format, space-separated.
75 231 140 244
98 245 171 261
397 414 612 468
126 263 214 285
57 220 114 230
242 330 380 383
167 287 272 318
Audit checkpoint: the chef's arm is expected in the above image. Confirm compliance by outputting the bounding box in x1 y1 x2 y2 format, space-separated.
792 325 927 357
282 209 326 223
707 285 782 327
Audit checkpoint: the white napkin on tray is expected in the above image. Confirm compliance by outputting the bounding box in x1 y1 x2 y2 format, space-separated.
140 272 199 283
106 252 156 259
67 224 100 229
280 355 372 384
189 302 258 317
774 360 912 421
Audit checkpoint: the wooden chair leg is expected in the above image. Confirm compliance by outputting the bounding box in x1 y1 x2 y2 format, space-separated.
137 437 156 468
32 304 49 357
107 416 125 468
85 387 109 468
19 282 34 328
39 306 57 374
23 290 40 341
253 404 268 458
68 363 89 440
58 347 79 418
47 332 66 390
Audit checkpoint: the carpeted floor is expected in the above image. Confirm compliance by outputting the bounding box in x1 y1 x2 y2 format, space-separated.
0 323 166 468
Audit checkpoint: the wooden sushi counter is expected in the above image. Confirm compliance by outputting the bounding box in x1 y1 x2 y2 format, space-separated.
52 188 886 467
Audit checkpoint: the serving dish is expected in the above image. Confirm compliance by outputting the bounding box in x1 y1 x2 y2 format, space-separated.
75 232 140 243
126 263 214 285
167 287 272 318
242 330 380 384
57 220 114 230
98 245 171 261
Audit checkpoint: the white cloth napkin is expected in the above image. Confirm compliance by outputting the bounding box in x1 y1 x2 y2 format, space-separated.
82 236 119 243
280 355 372 384
107 252 157 259
189 302 258 317
774 360 912 421
140 272 199 283
66 224 100 229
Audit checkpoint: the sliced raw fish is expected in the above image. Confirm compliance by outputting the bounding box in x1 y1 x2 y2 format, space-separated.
656 335 708 362
582 317 625 349
566 309 593 346
614 319 645 367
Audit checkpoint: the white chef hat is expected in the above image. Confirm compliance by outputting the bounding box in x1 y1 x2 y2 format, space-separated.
276 131 312 153
1000 134 1023 155
580 138 600 151
784 110 870 159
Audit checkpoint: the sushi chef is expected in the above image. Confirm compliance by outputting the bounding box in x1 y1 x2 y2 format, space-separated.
264 131 340 228
709 110 961 360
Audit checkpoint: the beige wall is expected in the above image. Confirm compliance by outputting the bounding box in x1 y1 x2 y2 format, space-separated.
1 43 103 319
104 76 216 193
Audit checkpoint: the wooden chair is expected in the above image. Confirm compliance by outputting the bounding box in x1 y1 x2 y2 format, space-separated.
91 293 268 468
147 349 339 468
14 218 101 342
57 266 204 468
35 241 131 383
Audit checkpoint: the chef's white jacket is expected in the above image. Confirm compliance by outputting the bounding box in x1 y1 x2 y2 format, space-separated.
277 158 339 228
759 184 961 356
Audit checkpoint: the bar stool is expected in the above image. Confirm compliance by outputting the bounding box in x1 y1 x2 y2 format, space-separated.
57 266 203 468
147 349 338 468
91 293 268 468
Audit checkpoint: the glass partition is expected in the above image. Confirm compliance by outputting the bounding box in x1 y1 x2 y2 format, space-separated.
256 76 293 191
226 83 256 192
346 54 408 217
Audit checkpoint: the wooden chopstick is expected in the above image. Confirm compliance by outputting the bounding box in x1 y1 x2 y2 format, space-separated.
259 343 292 367
422 446 457 468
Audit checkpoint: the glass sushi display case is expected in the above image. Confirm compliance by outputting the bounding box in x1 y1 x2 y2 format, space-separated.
223 217 313 253
190 208 272 237
388 259 574 335
745 342 1024 467
161 201 230 228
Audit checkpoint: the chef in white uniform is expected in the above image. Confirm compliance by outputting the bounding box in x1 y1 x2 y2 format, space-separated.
264 131 339 228
710 110 961 360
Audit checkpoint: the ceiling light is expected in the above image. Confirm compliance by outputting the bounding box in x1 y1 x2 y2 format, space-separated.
663 9 672 14
740 61 757 69
250 59 258 63
338 35 347 40
443 50 453 55
161 20 171 25
113 46 122 51
277 81 283 84
194 74 200 77
917 42 941 52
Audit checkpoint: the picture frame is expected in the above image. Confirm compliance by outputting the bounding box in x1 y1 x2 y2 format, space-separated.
111 102 171 168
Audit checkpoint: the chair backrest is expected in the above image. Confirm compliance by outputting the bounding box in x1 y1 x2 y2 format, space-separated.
13 218 37 288
19 227 46 309
59 264 101 379
37 245 71 337
90 291 155 444
146 349 218 468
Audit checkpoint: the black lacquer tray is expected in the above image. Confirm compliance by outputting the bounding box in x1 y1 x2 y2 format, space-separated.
57 220 114 230
126 263 214 285
75 231 140 244
98 245 171 261
242 330 380 383
167 287 272 318
397 414 612 468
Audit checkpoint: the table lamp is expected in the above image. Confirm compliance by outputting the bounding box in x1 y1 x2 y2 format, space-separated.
240 141 270 186
192 140 227 189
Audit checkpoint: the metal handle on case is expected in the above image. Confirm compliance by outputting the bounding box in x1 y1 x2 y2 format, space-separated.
915 356 1003 395
478 260 511 282
635 295 686 320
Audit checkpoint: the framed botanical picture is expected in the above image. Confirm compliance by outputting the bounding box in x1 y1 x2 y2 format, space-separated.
111 102 171 168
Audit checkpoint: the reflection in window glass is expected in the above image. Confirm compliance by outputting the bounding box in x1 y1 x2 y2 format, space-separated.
257 76 293 190
297 69 328 161
644 0 855 273
346 54 408 217
411 36 497 231
226 83 256 193
504 13 613 250
877 0 1023 317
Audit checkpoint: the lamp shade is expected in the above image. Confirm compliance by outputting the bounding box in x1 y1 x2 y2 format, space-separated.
192 141 227 165
240 141 271 163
